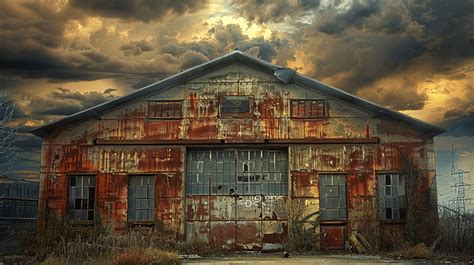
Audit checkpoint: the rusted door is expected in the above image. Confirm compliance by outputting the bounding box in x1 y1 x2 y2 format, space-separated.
321 226 345 250
185 149 288 251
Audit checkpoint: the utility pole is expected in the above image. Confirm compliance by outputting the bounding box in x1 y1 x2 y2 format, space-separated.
449 144 471 214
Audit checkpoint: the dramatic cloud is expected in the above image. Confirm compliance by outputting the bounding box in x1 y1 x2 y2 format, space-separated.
1 0 473 179
119 40 154 56
231 0 320 24
69 0 209 22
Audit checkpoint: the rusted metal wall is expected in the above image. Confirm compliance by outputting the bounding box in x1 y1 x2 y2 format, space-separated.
37 63 437 250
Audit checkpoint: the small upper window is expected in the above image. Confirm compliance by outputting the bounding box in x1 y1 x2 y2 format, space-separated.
220 96 251 117
290 99 327 118
148 100 182 118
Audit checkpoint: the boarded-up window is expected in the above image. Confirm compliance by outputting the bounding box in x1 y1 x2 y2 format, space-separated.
378 174 406 220
319 174 346 220
128 175 155 222
68 175 95 221
220 96 251 117
186 149 288 196
290 99 326 118
148 100 182 118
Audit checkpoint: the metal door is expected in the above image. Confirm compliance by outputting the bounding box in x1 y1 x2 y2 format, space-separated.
185 149 288 250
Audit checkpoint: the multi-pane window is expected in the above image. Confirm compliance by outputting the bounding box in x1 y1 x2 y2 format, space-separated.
68 175 95 221
378 174 406 220
148 100 182 118
220 96 251 117
128 175 155 222
290 99 326 118
319 174 346 220
186 150 288 196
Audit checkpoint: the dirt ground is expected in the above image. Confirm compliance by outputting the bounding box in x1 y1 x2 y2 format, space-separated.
182 254 446 264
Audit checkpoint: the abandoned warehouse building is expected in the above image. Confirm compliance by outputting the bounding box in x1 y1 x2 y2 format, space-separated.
31 51 444 251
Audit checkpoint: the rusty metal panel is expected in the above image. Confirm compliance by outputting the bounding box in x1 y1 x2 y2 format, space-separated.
236 221 262 250
321 226 345 250
291 198 320 223
144 120 181 140
347 172 376 197
261 196 287 220
209 196 235 221
291 171 319 198
186 118 218 139
156 172 182 199
261 221 287 251
185 196 209 221
96 174 128 226
157 197 182 222
237 195 262 220
210 221 236 249
186 221 210 243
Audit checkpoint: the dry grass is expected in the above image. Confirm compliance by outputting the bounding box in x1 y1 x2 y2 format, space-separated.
387 243 433 260
41 256 66 265
114 248 178 265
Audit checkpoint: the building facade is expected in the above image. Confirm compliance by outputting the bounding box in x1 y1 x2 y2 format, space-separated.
32 51 443 251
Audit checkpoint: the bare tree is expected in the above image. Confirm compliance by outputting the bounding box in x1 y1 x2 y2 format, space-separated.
0 90 18 176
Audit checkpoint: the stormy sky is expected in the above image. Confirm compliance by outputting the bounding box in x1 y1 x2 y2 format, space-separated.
0 0 473 209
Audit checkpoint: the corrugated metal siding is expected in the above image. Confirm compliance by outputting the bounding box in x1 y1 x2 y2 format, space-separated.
36 63 438 251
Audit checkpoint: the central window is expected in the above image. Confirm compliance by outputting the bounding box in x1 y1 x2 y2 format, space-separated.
186 149 288 196
219 96 252 117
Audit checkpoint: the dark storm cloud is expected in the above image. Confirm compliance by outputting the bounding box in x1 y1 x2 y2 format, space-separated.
0 1 207 81
69 0 209 22
29 87 118 117
290 0 474 112
231 0 320 24
120 40 154 56
316 0 381 35
439 114 474 137
159 22 291 69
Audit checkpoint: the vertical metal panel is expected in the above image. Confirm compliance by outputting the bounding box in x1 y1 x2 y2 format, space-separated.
185 149 288 250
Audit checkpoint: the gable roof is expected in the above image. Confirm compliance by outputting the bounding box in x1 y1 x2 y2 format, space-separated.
31 50 444 137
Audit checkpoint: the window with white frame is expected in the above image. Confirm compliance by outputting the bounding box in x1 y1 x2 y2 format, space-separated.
68 175 95 221
128 175 156 222
378 174 406 220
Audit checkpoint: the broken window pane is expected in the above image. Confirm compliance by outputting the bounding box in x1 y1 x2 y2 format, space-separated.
68 175 95 221
186 149 288 196
128 175 155 222
378 174 406 220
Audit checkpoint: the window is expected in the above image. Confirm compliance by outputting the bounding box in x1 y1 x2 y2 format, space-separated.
290 99 326 118
128 175 156 222
378 174 406 220
185 149 288 196
220 96 251 117
319 174 346 220
148 100 182 118
68 175 95 221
